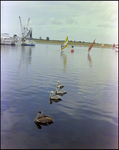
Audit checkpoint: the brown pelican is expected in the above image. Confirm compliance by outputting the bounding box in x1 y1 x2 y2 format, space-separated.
49 91 62 100
55 85 67 95
57 81 64 89
34 111 54 124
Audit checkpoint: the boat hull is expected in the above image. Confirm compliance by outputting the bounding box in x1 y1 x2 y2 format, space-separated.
21 39 35 46
1 40 14 45
1 43 12 45
1 33 14 45
21 43 35 46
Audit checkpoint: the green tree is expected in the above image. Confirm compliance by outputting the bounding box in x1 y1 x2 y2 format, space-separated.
13 34 17 38
46 37 49 40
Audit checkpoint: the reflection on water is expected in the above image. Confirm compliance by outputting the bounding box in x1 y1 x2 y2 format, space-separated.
87 53 92 68
49 99 62 105
34 121 54 129
60 51 67 72
17 46 33 74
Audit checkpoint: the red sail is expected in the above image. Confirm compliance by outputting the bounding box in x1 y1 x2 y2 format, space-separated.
88 38 96 52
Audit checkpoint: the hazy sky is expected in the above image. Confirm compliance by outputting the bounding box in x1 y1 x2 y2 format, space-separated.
1 1 118 44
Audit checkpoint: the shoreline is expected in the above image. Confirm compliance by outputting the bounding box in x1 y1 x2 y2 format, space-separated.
33 39 113 49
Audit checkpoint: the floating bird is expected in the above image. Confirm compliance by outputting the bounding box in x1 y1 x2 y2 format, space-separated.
57 81 64 89
34 111 54 125
49 91 62 100
55 85 67 95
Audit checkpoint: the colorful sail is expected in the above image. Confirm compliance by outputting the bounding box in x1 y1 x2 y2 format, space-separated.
113 43 115 48
88 38 96 52
61 36 68 51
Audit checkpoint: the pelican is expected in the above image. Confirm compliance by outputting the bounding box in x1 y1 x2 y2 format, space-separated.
57 81 64 89
55 85 67 95
49 91 62 100
34 111 54 124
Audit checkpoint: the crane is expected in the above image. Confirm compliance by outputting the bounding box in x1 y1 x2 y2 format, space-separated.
19 16 23 38
26 18 30 31
19 16 31 43
25 18 30 37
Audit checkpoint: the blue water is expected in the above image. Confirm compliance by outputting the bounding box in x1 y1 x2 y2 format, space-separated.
1 43 118 149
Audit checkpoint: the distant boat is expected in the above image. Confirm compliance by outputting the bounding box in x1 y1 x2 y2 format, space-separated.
113 43 115 48
61 36 68 51
71 45 74 52
88 38 96 52
19 16 35 46
0 33 15 45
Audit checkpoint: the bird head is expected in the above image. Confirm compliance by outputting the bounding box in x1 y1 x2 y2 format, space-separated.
39 111 43 114
50 91 53 94
57 85 60 89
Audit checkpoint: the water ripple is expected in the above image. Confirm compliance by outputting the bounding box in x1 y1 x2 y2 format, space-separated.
1 44 118 149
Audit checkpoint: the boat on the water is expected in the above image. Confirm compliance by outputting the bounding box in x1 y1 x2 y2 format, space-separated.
19 16 35 46
1 33 15 45
20 30 35 46
88 38 96 53
61 36 68 52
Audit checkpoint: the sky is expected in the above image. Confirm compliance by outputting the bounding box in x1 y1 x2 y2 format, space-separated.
1 1 118 44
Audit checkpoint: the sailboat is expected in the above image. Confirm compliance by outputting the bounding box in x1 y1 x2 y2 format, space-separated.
88 38 96 53
61 36 68 51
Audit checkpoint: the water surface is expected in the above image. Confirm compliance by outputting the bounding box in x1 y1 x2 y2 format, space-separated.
1 44 118 149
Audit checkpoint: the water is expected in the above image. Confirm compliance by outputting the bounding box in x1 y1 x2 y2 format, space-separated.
1 43 118 149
